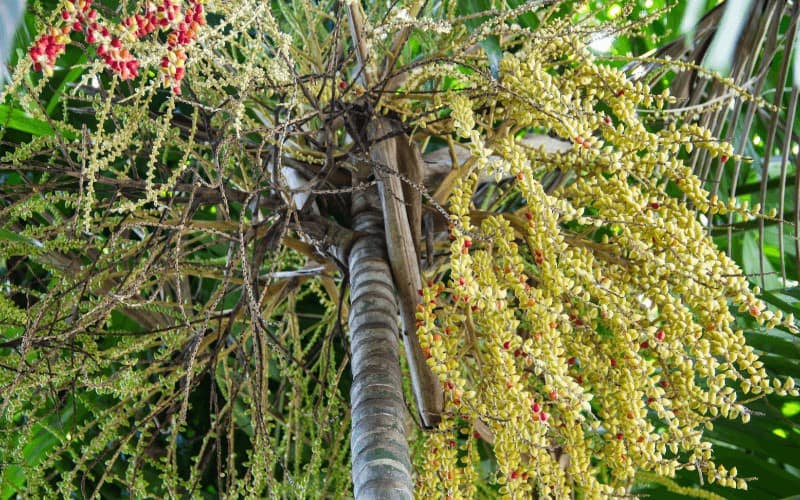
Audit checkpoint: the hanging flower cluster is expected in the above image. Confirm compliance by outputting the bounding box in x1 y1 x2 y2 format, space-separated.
412 32 798 498
29 0 205 92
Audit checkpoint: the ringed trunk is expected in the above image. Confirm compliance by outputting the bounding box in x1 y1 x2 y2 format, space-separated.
347 190 413 499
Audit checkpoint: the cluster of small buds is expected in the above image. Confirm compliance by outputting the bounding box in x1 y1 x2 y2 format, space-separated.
415 420 480 498
30 0 205 93
413 24 798 496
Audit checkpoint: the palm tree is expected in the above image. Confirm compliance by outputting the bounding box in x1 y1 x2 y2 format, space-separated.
1 1 799 498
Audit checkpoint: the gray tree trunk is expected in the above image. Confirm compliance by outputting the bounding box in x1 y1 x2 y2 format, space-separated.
347 189 413 499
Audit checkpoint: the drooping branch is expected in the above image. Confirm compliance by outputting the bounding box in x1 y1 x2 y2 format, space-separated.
368 118 443 427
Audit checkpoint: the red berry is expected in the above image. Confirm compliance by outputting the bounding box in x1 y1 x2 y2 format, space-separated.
616 89 624 96
720 155 729 163
532 403 541 413
616 432 624 440
656 330 665 341
463 240 472 248
338 80 347 90
503 341 511 350
125 59 139 75
610 358 617 367
640 341 649 349
45 43 59 58
567 357 576 365
540 411 548 421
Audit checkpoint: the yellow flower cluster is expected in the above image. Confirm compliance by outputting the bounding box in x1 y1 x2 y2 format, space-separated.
413 29 797 498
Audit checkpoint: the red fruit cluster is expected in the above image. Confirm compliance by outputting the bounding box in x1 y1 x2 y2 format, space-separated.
29 27 70 76
574 135 591 149
30 0 205 93
95 33 140 81
530 401 548 422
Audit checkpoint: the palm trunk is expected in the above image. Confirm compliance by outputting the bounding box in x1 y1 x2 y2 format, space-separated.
347 190 413 499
